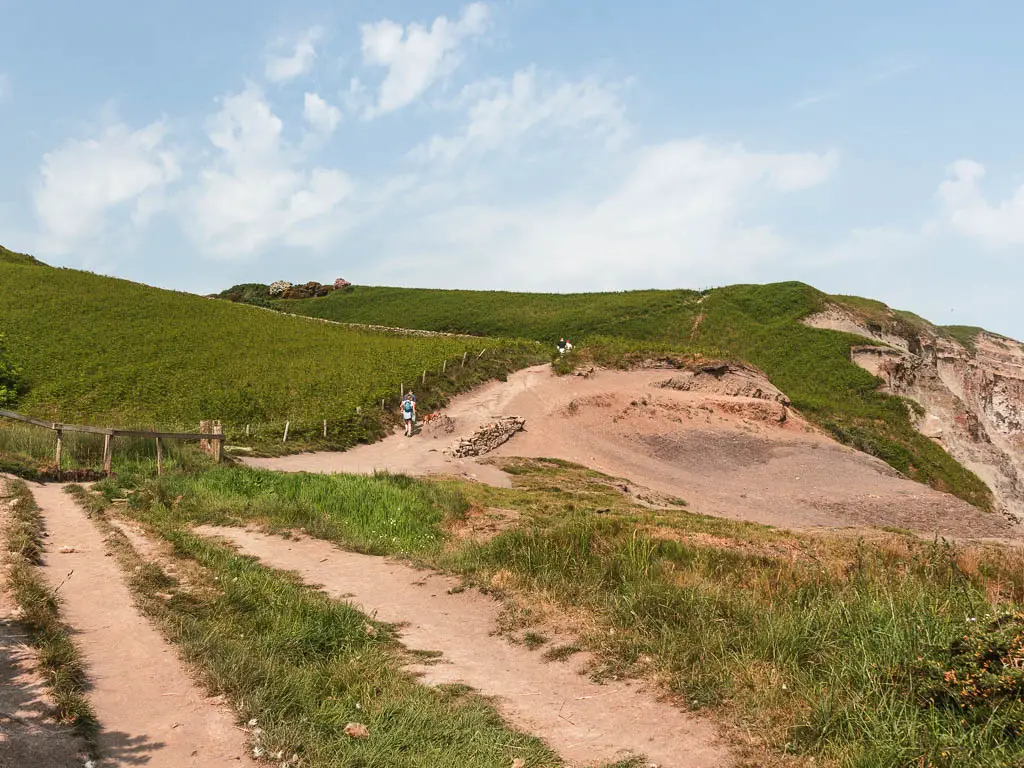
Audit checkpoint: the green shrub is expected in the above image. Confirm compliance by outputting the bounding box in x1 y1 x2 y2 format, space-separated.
0 332 23 407
916 610 1024 735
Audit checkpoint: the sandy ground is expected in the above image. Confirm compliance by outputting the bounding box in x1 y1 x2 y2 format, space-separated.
0 481 84 768
247 365 1017 538
197 525 733 768
33 484 257 768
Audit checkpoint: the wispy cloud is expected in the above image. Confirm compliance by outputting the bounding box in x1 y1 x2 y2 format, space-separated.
872 60 921 82
265 27 324 84
792 56 921 109
361 3 491 118
793 91 837 110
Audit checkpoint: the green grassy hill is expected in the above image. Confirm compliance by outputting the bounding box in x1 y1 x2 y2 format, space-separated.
0 244 44 267
0 257 538 449
271 282 994 509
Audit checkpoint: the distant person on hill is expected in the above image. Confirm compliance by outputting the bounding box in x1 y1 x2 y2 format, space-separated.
557 338 567 355
565 339 573 353
401 395 416 436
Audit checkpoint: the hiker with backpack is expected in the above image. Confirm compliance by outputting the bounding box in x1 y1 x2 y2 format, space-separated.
401 394 417 436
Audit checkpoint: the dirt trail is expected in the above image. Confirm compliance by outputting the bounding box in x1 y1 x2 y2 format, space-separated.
32 484 256 768
0 482 83 768
247 366 1017 538
197 525 733 768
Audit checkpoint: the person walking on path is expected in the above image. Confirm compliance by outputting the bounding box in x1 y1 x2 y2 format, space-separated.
401 395 417 436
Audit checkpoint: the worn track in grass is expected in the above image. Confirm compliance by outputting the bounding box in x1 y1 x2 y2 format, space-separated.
32 484 256 768
197 524 734 768
0 480 83 767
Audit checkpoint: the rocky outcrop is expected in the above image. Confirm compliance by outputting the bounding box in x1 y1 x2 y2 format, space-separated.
658 362 791 405
446 417 526 458
809 306 1024 521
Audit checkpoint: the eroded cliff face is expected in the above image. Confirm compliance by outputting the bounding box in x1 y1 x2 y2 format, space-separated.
806 307 1024 522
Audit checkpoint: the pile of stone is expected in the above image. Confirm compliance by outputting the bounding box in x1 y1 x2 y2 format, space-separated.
265 278 351 299
446 417 526 458
281 281 335 299
268 280 293 296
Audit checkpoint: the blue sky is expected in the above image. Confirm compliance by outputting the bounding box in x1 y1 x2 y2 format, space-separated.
2 0 1024 338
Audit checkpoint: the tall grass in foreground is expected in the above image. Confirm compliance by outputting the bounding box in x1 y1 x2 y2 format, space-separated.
113 467 466 556
68 484 563 768
103 462 1024 767
1 479 97 749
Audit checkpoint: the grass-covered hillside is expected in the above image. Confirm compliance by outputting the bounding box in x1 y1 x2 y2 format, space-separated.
0 256 538 446
271 282 994 509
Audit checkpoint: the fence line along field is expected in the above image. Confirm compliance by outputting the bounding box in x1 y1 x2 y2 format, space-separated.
0 258 541 452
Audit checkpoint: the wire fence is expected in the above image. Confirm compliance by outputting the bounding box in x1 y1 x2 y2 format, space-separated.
0 344 537 470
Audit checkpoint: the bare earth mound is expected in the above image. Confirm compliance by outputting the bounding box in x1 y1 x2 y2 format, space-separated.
247 366 1017 538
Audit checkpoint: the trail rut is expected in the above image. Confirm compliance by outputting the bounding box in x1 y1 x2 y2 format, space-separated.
196 524 734 768
0 480 83 768
32 484 257 768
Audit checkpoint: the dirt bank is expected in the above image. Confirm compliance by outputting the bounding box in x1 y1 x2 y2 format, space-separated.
247 366 1015 538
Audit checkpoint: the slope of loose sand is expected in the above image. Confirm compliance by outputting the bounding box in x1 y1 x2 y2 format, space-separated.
247 365 1016 538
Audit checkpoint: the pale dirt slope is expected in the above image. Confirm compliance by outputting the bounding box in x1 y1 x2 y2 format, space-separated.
197 525 734 768
248 365 1015 538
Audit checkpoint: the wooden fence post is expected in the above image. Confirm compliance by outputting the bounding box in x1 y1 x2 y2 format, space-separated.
462 351 468 367
245 424 250 437
212 422 223 463
155 437 163 476
422 370 427 385
323 420 328 438
283 421 290 443
102 433 113 476
54 429 63 469
200 420 211 455
443 360 447 373
477 348 487 359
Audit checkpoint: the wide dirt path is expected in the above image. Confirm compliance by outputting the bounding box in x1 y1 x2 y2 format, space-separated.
33 484 256 768
198 524 734 768
247 365 1016 538
0 481 83 768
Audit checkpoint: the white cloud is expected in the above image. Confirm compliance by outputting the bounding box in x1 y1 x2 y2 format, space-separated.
265 27 323 84
938 159 1024 246
303 92 342 134
33 120 181 253
184 85 353 258
376 139 840 289
361 3 491 117
417 67 631 162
